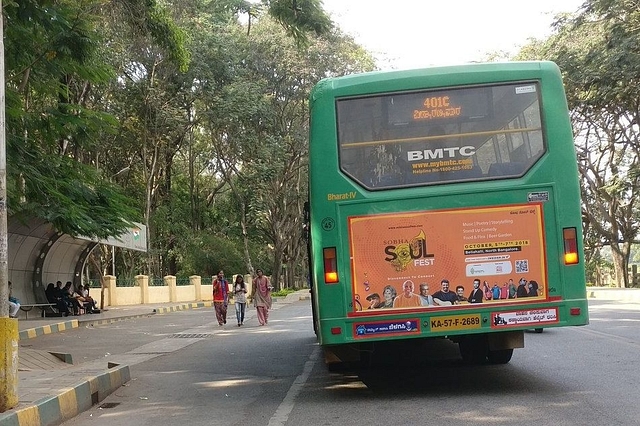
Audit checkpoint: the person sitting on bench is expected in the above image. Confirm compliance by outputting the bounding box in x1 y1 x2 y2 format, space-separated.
8 281 20 318
45 282 72 316
62 281 82 315
71 284 98 313
79 284 99 312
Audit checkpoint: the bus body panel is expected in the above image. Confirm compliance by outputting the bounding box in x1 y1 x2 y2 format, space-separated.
308 61 587 359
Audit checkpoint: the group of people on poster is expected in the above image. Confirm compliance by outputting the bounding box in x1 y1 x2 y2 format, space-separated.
363 276 540 310
212 269 273 326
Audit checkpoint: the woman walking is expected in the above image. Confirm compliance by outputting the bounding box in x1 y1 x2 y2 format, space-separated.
212 270 229 326
233 274 248 326
251 269 272 326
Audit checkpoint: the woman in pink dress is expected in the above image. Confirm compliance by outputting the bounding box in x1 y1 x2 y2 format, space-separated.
251 269 272 326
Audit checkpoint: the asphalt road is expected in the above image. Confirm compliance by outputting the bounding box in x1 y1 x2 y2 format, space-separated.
45 299 640 426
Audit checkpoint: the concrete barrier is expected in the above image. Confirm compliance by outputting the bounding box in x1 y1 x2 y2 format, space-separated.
587 287 640 302
0 363 130 426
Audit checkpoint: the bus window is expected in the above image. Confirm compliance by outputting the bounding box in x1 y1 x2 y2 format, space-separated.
337 82 546 189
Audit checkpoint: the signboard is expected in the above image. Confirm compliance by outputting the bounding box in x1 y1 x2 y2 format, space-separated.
349 204 546 314
354 318 421 339
80 222 147 252
491 308 559 328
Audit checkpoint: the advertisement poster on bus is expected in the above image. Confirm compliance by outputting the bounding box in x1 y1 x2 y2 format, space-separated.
348 204 547 314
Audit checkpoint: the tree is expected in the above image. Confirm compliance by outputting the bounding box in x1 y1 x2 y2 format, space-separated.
194 13 375 286
516 1 640 287
4 0 140 238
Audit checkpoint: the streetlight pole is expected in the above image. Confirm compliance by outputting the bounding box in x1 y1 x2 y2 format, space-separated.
0 0 19 412
0 0 8 317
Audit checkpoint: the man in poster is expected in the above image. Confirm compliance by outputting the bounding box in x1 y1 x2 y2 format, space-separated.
432 279 459 305
468 279 483 303
393 280 422 308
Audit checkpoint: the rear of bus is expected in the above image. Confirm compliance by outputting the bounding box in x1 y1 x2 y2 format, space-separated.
307 61 588 367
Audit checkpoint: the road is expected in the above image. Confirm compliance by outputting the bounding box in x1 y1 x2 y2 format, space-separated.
48 299 640 426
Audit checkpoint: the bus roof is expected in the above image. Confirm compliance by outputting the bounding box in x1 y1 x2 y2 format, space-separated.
311 61 561 101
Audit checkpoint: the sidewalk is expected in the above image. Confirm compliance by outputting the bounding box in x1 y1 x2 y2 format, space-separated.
0 290 311 426
586 286 640 302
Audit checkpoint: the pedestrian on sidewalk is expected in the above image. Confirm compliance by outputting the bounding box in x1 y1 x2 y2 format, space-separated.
251 269 272 326
233 274 248 326
212 270 229 326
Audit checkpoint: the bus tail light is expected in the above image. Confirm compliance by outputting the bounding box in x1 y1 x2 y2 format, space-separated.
563 227 579 265
323 247 339 283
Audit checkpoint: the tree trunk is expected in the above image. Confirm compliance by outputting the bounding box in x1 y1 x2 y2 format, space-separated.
272 247 284 291
239 201 254 275
610 243 629 288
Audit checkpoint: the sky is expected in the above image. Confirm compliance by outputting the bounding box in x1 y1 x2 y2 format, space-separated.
321 0 586 70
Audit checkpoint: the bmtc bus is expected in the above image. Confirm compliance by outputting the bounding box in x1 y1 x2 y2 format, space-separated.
306 61 588 368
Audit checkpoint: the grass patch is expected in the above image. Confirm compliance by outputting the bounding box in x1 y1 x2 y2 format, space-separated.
271 287 302 297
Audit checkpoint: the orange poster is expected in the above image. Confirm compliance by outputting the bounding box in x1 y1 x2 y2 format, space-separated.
349 204 547 314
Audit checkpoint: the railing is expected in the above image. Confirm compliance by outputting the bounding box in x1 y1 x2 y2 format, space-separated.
118 278 137 287
85 276 200 287
150 277 165 286
176 277 191 286
78 274 302 307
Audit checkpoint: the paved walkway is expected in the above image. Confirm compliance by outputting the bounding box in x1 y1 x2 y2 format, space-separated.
0 291 311 426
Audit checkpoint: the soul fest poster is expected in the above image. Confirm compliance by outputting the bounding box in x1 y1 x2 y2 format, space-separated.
348 204 548 314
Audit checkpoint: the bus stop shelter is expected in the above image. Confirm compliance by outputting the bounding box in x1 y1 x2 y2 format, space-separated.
7 217 147 305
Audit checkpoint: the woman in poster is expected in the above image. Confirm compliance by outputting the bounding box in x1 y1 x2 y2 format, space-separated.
380 285 397 308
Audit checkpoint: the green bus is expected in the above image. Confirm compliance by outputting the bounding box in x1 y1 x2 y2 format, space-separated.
306 61 588 368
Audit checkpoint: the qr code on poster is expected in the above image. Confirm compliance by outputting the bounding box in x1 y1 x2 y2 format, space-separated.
515 259 529 274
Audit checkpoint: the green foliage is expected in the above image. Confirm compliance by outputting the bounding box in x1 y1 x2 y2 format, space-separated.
516 0 640 288
266 0 333 46
4 0 141 238
4 0 375 283
119 0 191 71
169 231 247 277
271 287 299 297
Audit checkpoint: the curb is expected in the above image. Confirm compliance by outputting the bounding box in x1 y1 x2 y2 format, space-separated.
0 363 130 426
18 320 79 342
153 301 212 314
17 302 216 342
77 313 157 328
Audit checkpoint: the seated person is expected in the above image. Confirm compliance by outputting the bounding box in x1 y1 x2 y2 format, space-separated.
63 281 83 315
8 281 20 318
73 284 98 313
45 282 72 316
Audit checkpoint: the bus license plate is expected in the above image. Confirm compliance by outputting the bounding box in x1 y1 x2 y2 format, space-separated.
430 314 482 332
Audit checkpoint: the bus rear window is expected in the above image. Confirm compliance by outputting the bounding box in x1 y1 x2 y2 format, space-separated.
336 82 545 189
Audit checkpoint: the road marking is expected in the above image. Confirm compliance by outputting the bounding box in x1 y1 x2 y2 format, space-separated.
268 346 320 426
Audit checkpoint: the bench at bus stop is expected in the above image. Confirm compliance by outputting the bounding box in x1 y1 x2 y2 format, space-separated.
19 303 59 319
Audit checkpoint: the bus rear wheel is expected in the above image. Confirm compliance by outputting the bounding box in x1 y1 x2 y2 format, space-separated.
487 348 513 364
